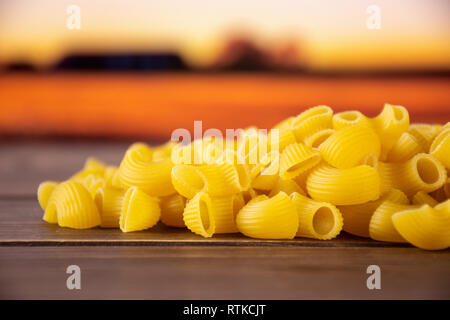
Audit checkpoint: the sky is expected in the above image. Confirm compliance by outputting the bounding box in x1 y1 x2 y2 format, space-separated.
0 0 449 70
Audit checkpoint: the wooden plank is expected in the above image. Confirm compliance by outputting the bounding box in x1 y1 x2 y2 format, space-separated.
0 141 129 196
0 246 448 299
0 198 405 247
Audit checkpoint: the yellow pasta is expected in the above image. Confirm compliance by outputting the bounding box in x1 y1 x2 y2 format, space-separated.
236 192 298 239
303 128 335 150
372 104 409 159
387 132 425 162
412 191 439 207
95 187 125 228
269 178 305 197
159 194 186 228
319 125 381 169
152 141 177 161
104 166 122 189
242 187 258 203
290 192 343 240
332 111 372 130
430 128 450 169
207 194 244 234
250 151 280 191
279 143 321 180
37 181 58 210
408 124 442 151
119 143 176 196
392 203 450 250
270 117 296 152
369 202 417 243
120 186 160 232
44 181 101 229
183 191 215 238
306 164 381 205
378 153 447 196
339 189 408 238
71 157 106 180
291 105 333 142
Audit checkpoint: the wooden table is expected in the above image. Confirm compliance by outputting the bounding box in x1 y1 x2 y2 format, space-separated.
1 140 449 299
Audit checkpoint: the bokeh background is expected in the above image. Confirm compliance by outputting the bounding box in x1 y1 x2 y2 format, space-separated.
1 0 449 140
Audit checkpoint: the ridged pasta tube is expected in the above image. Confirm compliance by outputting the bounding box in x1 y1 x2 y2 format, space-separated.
332 111 372 130
183 191 215 238
392 203 450 250
306 164 381 205
95 187 125 228
387 132 425 162
44 181 101 229
120 187 160 232
236 192 298 239
37 181 58 210
369 202 417 243
290 192 343 240
279 143 321 180
318 125 381 169
430 129 450 169
338 189 408 238
412 191 439 207
160 194 186 228
271 117 296 152
378 153 447 196
291 106 333 142
207 194 245 233
119 143 175 196
372 104 409 159
303 129 335 150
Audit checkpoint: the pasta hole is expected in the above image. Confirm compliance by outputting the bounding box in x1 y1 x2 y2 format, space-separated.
310 132 333 149
339 111 359 122
393 106 406 121
313 207 335 235
199 198 210 231
416 157 440 184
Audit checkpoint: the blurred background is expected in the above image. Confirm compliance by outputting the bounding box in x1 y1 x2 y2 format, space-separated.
0 0 449 140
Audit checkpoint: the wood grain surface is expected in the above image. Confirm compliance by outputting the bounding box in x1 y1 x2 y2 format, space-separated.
0 140 449 299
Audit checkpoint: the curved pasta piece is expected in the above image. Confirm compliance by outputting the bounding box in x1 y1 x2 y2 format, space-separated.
372 104 409 159
95 187 125 228
37 181 58 210
430 128 450 169
291 106 333 142
104 166 122 189
339 189 408 238
392 204 450 250
412 191 439 207
319 125 381 168
119 143 175 196
303 129 335 150
369 202 416 243
408 124 442 151
290 192 343 240
183 191 215 238
306 164 380 205
332 111 372 130
160 194 186 228
236 192 298 239
152 141 177 161
44 181 101 229
79 174 105 198
387 132 425 162
120 187 160 232
279 143 321 180
270 117 296 152
208 194 244 234
242 188 258 203
250 151 280 191
216 149 251 192
430 177 450 202
378 153 447 196
269 178 305 197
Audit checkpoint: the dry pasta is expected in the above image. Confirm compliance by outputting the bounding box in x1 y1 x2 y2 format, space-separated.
236 192 298 239
338 189 408 238
290 192 343 240
392 202 450 250
318 125 381 169
120 186 160 232
36 104 450 250
306 164 381 205
279 143 321 180
45 181 101 229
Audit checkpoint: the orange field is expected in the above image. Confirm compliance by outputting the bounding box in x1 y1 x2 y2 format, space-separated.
0 73 449 139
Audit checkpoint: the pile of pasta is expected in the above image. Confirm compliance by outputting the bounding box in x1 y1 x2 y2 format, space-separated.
38 104 450 250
